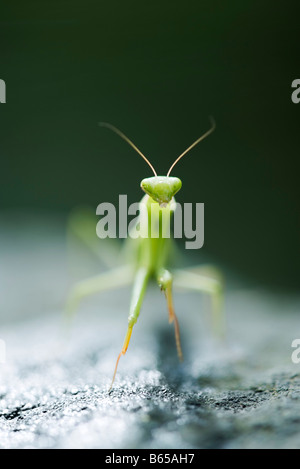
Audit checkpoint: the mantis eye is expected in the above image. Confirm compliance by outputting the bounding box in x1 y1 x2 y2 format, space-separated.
141 176 182 206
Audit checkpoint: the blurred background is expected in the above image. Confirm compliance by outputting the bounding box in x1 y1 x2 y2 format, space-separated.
1 0 299 297
1 3 300 449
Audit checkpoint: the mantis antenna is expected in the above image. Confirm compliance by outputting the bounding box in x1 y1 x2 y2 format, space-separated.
167 117 216 177
99 122 157 177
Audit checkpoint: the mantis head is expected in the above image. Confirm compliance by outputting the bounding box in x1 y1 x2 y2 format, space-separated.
99 119 215 207
140 176 182 207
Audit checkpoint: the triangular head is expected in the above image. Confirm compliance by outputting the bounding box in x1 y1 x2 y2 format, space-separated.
141 176 182 207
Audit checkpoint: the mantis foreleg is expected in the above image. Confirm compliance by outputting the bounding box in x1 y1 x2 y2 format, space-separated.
157 268 183 362
109 266 150 390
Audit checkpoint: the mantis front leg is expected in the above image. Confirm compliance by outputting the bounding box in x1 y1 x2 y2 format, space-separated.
157 268 183 362
109 266 150 390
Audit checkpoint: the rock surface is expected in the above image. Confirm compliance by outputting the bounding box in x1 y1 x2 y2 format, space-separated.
0 215 300 449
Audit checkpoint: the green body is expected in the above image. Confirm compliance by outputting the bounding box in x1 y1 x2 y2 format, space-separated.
66 121 223 390
126 192 177 328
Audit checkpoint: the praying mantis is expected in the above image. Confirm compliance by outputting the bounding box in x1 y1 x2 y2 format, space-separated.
65 119 223 390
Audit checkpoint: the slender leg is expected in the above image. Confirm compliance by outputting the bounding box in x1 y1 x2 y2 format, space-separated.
67 206 121 268
157 268 183 362
181 264 223 282
109 266 150 391
173 268 224 338
64 265 134 322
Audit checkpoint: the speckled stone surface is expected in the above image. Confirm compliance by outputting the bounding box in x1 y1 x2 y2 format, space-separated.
1 215 300 449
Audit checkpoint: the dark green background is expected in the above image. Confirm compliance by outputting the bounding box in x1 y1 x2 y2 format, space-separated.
1 1 299 289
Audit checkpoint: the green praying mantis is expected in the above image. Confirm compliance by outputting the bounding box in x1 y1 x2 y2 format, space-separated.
65 119 223 390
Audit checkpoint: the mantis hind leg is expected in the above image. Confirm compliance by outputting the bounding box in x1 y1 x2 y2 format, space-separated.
173 268 224 338
67 205 121 269
109 267 150 391
157 268 183 362
64 265 133 323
